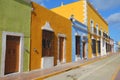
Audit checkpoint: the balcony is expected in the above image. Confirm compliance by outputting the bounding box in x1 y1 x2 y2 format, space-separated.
99 30 101 36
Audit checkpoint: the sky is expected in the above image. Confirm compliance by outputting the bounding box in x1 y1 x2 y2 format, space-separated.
32 0 120 42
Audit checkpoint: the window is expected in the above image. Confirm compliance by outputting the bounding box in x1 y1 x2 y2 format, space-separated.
90 20 94 33
96 24 98 35
42 30 54 57
90 20 94 27
94 27 97 34
47 40 51 48
99 30 101 36
42 39 46 48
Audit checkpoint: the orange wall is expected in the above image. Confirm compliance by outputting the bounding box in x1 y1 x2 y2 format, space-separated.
30 2 72 70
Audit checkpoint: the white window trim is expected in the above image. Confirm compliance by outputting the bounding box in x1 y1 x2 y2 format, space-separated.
90 19 94 27
0 31 24 77
96 24 99 35
90 19 94 33
57 34 66 64
41 22 54 32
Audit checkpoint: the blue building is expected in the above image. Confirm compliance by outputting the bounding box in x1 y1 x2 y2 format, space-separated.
71 18 88 61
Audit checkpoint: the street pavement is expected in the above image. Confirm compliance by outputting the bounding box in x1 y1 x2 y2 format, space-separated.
1 53 120 80
44 54 120 80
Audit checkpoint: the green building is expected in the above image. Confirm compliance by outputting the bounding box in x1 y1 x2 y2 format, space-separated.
0 0 31 77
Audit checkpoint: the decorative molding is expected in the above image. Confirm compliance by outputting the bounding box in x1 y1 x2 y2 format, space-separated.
58 33 66 38
83 0 88 26
75 32 80 36
42 22 54 32
0 31 24 77
61 2 64 6
91 36 94 39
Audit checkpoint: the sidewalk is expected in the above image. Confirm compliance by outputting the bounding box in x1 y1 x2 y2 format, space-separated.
0 54 115 80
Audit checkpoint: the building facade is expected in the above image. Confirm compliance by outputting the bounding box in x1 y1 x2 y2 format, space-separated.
70 17 88 61
0 0 31 77
109 38 114 53
30 2 72 70
51 0 110 58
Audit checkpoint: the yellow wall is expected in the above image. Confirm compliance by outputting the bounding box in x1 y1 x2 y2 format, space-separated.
51 1 85 23
87 2 108 58
51 0 109 59
87 2 108 32
30 2 72 70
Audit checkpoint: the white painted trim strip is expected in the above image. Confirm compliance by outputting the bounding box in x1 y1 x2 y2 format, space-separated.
0 31 24 77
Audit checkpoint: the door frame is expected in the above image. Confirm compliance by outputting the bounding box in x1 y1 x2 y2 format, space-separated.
41 22 54 68
75 35 81 61
57 34 66 64
41 30 54 69
0 31 24 77
82 42 86 59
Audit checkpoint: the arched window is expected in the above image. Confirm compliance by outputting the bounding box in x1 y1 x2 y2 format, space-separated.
90 20 94 33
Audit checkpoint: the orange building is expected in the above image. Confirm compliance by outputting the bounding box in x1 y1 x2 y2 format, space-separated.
30 2 72 70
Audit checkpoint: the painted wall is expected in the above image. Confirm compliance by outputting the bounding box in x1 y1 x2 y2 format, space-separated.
51 0 109 59
87 2 109 58
51 1 85 23
30 2 72 70
0 0 31 73
72 20 88 61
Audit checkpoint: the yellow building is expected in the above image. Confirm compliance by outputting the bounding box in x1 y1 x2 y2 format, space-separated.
51 0 109 58
30 2 72 70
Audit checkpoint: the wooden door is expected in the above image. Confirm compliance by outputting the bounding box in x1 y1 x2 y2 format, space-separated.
76 36 80 57
83 42 86 58
59 37 64 62
5 35 20 75
97 41 101 54
42 30 54 57
92 39 96 55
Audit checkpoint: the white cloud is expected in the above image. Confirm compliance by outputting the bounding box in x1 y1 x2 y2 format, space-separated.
90 0 120 10
107 13 120 24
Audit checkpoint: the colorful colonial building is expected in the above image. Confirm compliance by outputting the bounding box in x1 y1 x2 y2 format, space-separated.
70 17 88 61
0 0 113 77
0 0 31 77
30 2 72 70
51 0 110 58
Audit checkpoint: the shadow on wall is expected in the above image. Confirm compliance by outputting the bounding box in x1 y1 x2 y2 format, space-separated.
14 0 31 6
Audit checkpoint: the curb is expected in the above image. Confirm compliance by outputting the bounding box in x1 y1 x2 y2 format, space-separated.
35 54 115 80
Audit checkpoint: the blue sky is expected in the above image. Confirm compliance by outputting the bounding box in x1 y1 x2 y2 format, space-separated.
32 0 120 42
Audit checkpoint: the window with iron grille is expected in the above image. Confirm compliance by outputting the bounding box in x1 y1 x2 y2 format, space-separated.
99 30 101 36
90 20 94 33
94 28 97 34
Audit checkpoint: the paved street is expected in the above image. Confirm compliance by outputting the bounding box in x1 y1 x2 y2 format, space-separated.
44 54 120 80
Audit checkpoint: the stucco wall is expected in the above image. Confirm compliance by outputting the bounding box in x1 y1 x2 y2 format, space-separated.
87 2 109 58
51 0 109 59
30 2 72 70
0 0 31 72
51 1 85 23
72 22 88 61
